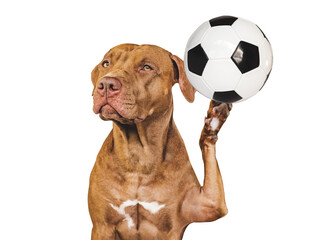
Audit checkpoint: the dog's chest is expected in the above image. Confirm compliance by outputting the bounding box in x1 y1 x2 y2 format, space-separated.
108 197 174 238
105 172 176 234
110 199 165 227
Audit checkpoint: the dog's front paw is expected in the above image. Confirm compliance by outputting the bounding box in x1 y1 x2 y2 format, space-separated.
200 100 232 148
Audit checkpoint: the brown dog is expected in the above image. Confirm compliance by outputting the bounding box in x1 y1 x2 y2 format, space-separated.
89 44 231 240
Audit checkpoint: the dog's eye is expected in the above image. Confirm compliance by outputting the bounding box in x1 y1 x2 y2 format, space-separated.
102 60 110 68
143 65 152 71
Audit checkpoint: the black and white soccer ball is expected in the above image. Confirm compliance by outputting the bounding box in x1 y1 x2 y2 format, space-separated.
184 16 273 103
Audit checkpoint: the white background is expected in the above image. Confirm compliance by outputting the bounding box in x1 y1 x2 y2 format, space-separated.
1 0 319 239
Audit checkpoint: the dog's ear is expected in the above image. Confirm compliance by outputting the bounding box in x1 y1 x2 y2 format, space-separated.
170 55 196 103
91 65 99 96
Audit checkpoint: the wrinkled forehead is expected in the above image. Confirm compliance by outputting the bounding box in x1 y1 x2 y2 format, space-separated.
104 44 171 66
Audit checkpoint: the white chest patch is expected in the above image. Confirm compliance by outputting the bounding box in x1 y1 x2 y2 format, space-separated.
110 200 165 228
210 117 220 130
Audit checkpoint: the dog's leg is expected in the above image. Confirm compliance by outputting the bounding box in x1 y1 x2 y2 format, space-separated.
181 100 231 223
91 224 119 240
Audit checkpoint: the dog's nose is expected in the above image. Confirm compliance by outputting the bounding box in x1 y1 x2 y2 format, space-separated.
97 77 122 96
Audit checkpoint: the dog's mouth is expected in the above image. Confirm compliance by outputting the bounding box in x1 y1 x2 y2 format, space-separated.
98 103 144 124
99 103 122 119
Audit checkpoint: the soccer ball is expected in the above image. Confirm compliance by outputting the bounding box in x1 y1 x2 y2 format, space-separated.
184 16 273 103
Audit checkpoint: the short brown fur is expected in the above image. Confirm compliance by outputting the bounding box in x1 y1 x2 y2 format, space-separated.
89 44 231 239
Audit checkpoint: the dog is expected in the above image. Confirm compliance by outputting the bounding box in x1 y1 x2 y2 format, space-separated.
89 44 232 240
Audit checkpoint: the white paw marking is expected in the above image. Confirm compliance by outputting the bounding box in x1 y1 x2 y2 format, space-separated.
110 200 165 228
210 117 220 130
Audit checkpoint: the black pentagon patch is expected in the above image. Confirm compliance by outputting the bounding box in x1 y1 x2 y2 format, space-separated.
187 44 208 76
231 41 260 74
213 91 242 103
209 16 238 27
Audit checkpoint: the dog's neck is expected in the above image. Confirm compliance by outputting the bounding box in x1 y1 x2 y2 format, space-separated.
112 106 174 174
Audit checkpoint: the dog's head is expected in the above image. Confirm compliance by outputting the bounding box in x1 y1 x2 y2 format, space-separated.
91 44 195 124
